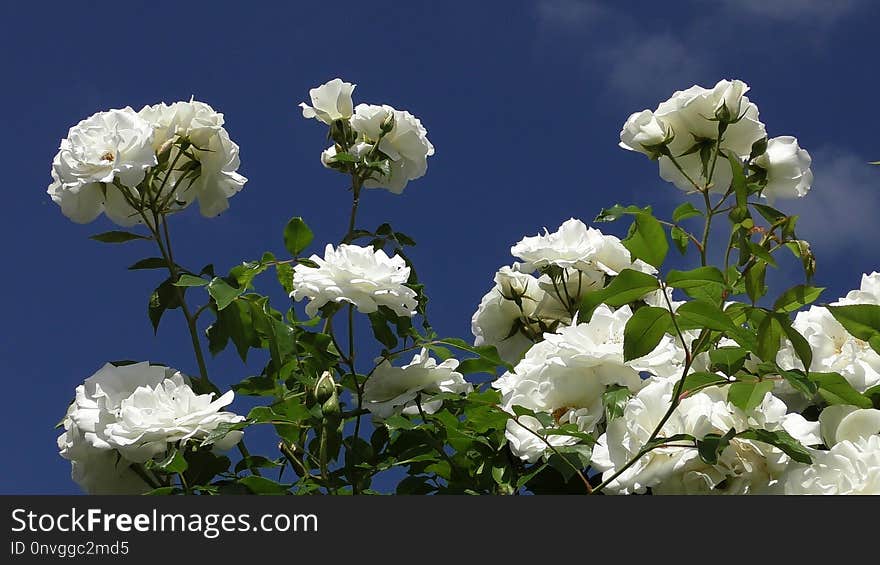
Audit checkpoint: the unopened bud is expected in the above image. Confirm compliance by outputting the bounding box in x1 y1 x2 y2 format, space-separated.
321 393 341 421
314 371 336 404
380 110 395 134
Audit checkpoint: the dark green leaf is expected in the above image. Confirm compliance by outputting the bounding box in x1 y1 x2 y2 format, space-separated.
756 313 783 363
682 372 730 394
808 372 873 408
697 428 736 465
594 204 646 223
128 257 168 270
746 241 778 268
207 278 242 310
283 217 314 256
368 311 398 350
174 274 208 287
773 285 824 313
744 262 767 304
147 450 188 474
672 202 703 222
728 380 775 412
275 263 294 294
623 306 670 361
623 212 668 268
89 230 150 243
148 278 183 333
238 476 291 495
670 226 689 255
602 385 631 422
736 429 812 464
780 321 813 372
750 203 787 224
579 269 660 319
708 347 749 376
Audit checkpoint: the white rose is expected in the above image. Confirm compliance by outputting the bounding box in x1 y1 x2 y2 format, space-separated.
350 104 434 194
619 110 672 156
495 304 684 462
510 218 657 275
138 100 247 217
653 79 766 193
533 267 606 324
751 136 813 202
363 348 472 421
715 79 747 120
57 407 150 495
47 107 157 225
66 362 244 463
838 272 880 305
592 379 819 495
775 406 880 494
471 265 545 365
300 78 356 124
291 243 418 318
504 416 579 464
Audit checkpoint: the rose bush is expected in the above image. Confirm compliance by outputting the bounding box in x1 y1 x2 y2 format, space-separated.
48 76 880 495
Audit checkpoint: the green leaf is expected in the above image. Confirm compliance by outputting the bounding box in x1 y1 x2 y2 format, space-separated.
672 202 703 222
708 347 749 376
777 368 817 397
368 311 398 350
728 380 775 412
697 428 736 465
780 320 813 372
147 450 188 474
283 217 314 256
579 269 660 319
773 285 824 313
594 204 646 223
207 278 242 310
434 337 513 372
602 385 631 422
736 429 812 464
128 257 168 270
682 372 730 394
174 274 208 287
756 313 783 363
623 212 668 268
623 306 670 361
384 415 417 430
746 241 778 268
232 375 276 396
808 372 873 408
744 262 767 304
145 487 179 496
667 266 725 289
275 263 294 294
148 278 183 333
238 476 291 495
89 230 150 243
199 421 248 447
728 152 748 210
676 300 734 332
827 305 880 356
670 226 689 255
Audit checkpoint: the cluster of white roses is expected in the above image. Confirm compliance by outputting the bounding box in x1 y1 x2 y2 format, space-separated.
47 100 247 225
300 78 434 194
57 362 244 494
620 79 813 202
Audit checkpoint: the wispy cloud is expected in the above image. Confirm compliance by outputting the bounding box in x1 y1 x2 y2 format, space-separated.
785 147 880 260
719 0 865 24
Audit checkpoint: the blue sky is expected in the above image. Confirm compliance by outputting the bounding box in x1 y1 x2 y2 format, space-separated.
2 0 878 493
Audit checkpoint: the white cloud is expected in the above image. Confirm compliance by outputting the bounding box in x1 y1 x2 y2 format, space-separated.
719 0 864 24
785 148 880 257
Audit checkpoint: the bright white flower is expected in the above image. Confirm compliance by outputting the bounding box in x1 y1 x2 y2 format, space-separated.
510 218 657 275
292 243 417 318
471 265 546 365
504 416 580 464
775 406 880 494
533 267 606 324
47 107 157 225
592 378 820 495
321 141 372 168
66 362 245 463
300 78 355 124
363 348 472 421
619 110 672 156
715 79 747 119
350 104 434 193
495 304 684 462
138 100 247 217
653 79 766 193
752 136 813 202
837 271 880 306
57 407 149 495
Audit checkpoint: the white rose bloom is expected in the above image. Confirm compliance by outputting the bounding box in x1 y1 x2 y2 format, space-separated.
66 362 244 463
299 78 355 124
775 406 880 494
510 218 657 275
654 79 766 193
321 141 372 168
57 407 149 495
777 273 880 393
504 416 580 464
292 243 418 318
534 267 606 324
592 378 820 495
471 265 546 365
350 104 434 193
47 107 157 225
752 136 813 202
138 100 247 217
495 304 684 462
363 348 472 421
619 109 672 156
